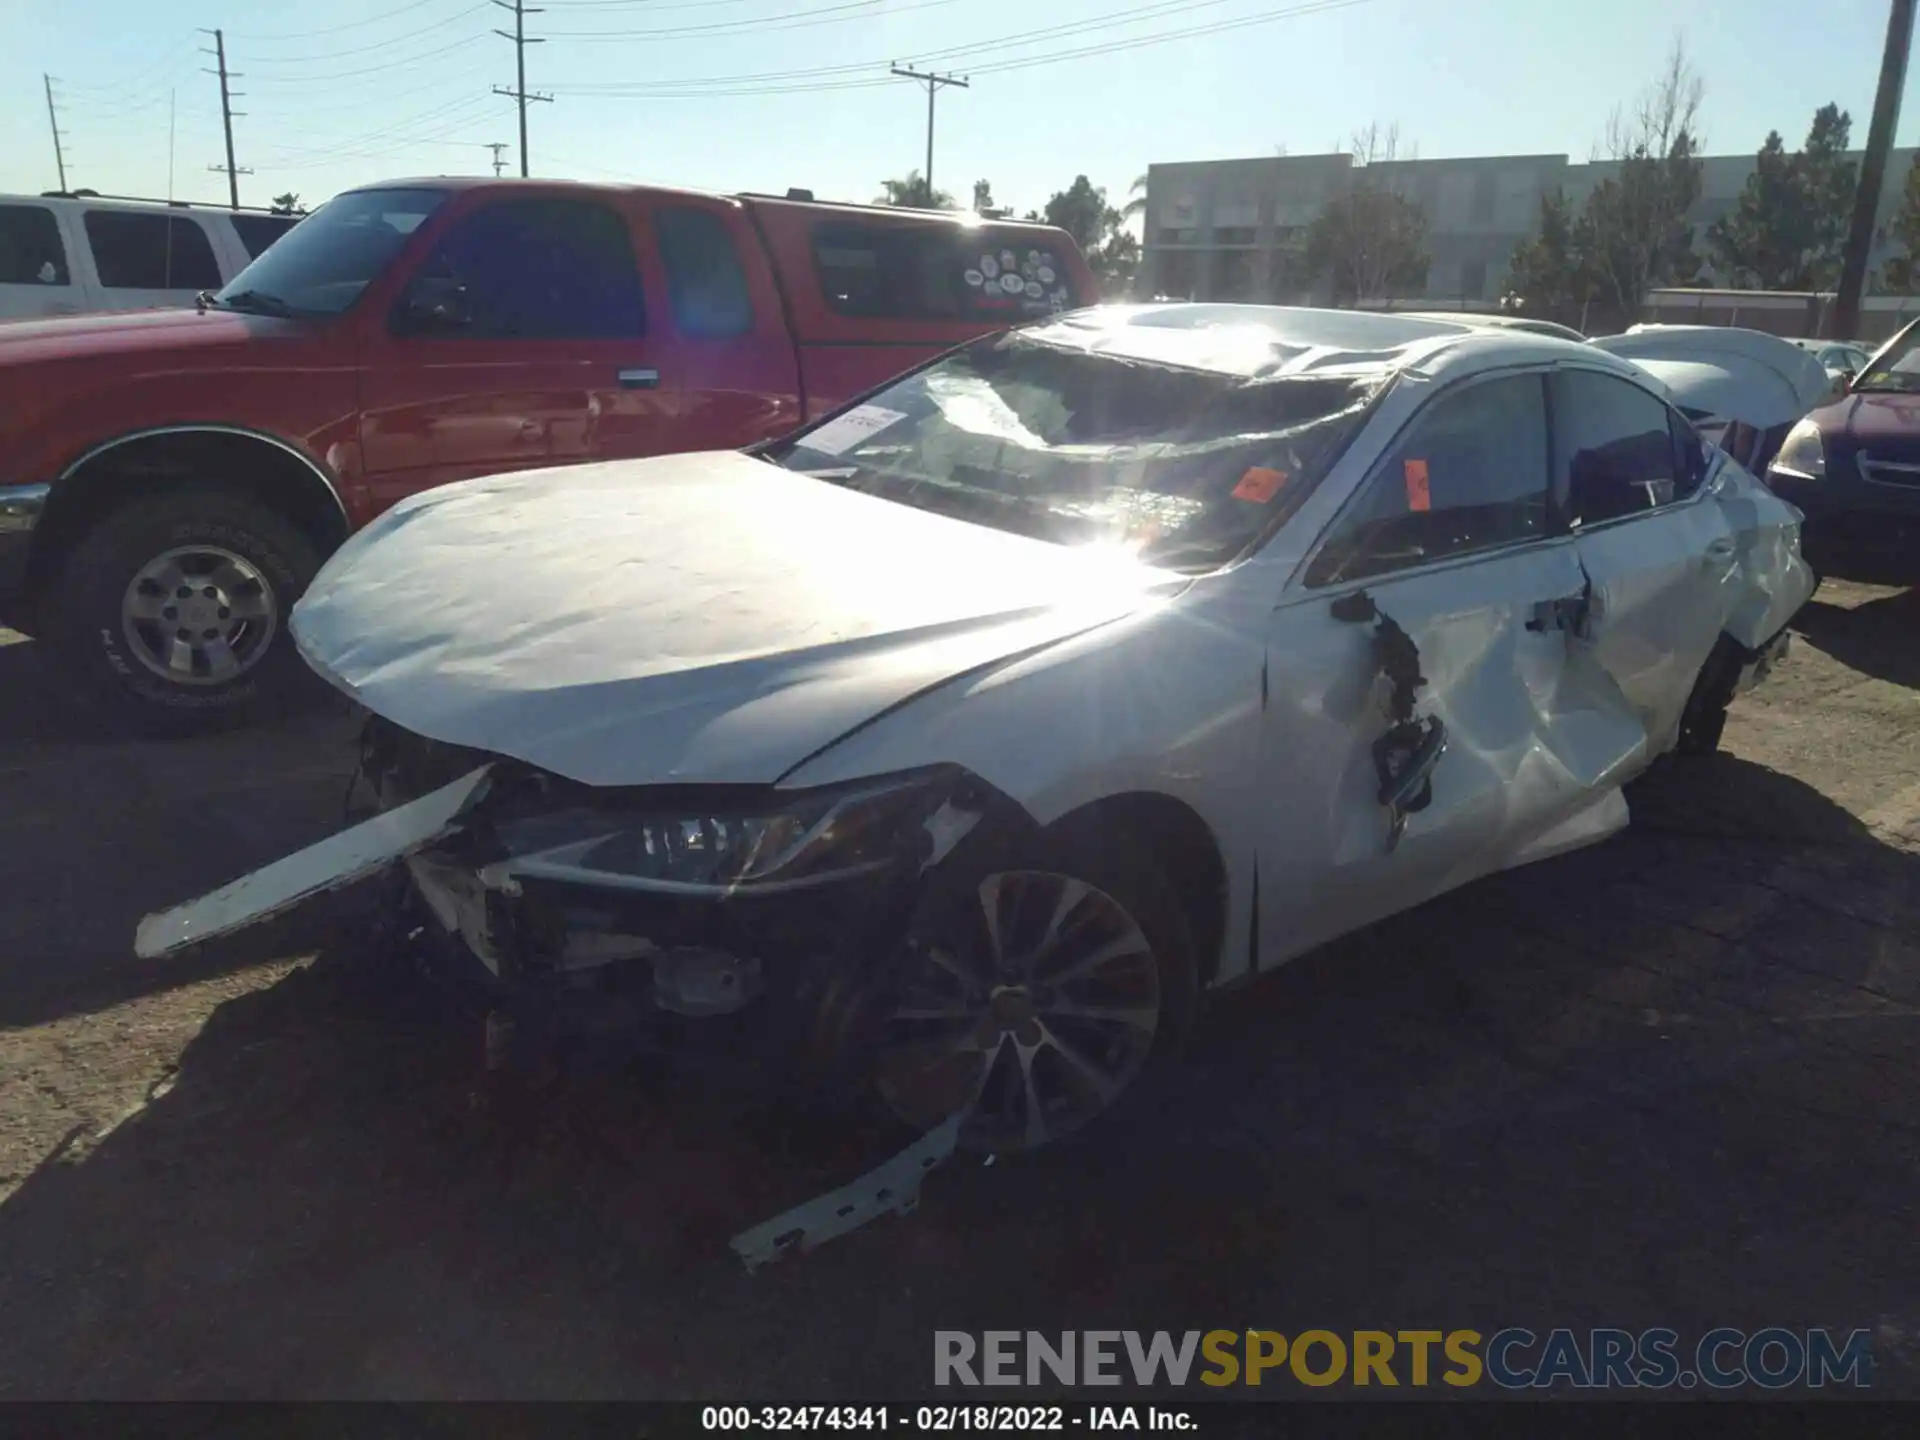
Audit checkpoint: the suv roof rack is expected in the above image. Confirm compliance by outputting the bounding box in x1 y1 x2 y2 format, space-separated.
34 189 293 216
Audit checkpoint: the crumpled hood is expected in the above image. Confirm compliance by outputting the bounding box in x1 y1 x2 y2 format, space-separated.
292 452 1183 788
1590 326 1831 430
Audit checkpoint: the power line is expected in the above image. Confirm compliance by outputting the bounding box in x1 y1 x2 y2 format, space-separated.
543 0 961 40
44 75 70 191
229 0 468 42
492 0 551 176
199 27 250 208
552 0 1371 96
890 65 966 200
241 35 491 87
242 6 490 65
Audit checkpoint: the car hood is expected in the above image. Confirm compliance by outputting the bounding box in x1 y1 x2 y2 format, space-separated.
1814 388 1920 448
1591 327 1831 430
0 305 306 365
291 451 1185 788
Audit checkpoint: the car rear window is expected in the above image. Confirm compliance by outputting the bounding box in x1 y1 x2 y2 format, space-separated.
655 206 754 338
230 213 301 259
0 203 70 286
811 222 1083 321
83 211 222 290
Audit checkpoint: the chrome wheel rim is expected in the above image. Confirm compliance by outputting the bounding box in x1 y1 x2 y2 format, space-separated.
876 869 1162 1151
119 545 278 687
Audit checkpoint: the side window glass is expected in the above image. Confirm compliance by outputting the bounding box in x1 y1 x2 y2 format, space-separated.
84 212 221 289
654 207 753 338
1554 370 1693 525
394 198 645 339
230 213 300 259
0 205 70 285
1308 373 1550 586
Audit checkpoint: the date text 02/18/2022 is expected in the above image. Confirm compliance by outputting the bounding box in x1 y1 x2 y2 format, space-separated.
701 1407 1195 1432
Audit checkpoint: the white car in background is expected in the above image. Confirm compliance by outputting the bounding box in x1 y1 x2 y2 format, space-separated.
0 192 299 320
140 305 1816 1154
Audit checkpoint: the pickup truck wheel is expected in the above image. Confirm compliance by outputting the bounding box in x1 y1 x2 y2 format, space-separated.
43 489 325 735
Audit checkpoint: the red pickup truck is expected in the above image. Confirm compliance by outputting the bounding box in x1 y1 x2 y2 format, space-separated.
0 178 1096 733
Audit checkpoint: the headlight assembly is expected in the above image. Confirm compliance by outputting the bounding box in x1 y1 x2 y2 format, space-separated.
489 771 968 895
1769 418 1826 480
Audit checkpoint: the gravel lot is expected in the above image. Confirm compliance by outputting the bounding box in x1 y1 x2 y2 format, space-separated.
0 582 1916 1400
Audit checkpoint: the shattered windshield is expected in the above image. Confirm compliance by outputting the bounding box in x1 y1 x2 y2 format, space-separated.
769 332 1380 573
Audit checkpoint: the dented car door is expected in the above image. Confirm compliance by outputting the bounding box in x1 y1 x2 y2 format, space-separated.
1554 367 1737 746
1255 369 1646 967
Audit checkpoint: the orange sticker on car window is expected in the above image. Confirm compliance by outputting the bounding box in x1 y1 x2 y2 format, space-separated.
1232 466 1288 503
1403 458 1432 512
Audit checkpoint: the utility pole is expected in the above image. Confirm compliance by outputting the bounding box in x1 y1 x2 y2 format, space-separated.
43 74 69 192
492 0 551 178
890 64 968 204
487 142 509 177
199 28 250 208
1834 0 1917 338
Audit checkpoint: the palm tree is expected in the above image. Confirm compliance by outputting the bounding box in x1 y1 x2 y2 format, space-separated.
874 171 954 209
1120 172 1148 224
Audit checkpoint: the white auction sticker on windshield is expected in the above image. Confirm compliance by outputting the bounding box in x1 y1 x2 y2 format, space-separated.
799 405 908 456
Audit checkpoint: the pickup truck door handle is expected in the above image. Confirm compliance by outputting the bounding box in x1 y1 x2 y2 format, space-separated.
617 367 660 389
1702 537 1736 563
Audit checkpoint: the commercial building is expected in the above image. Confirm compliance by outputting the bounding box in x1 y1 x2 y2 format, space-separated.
1139 147 1920 307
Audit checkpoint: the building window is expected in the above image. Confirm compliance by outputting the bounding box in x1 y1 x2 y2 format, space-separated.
1156 227 1200 245
1213 250 1259 301
1213 226 1257 246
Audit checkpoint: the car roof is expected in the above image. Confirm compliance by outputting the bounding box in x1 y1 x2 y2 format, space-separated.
1401 310 1589 343
1016 302 1632 384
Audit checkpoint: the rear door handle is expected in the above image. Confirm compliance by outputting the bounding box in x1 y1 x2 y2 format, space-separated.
618 367 660 389
1703 537 1736 561
1525 592 1588 633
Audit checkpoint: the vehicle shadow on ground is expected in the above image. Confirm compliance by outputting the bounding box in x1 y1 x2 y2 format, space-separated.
0 752 1914 1399
0 637 363 1029
1792 586 1920 692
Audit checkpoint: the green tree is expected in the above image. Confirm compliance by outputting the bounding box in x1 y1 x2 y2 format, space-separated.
1302 124 1429 303
269 192 303 216
1042 174 1138 292
971 179 1000 216
1880 160 1920 292
874 171 954 209
1582 38 1707 309
1708 104 1856 289
1503 190 1598 315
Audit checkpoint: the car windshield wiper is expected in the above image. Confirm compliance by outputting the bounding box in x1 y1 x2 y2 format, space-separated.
204 289 299 318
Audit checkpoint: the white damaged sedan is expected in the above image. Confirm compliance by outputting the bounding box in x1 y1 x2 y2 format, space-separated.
139 305 1815 1153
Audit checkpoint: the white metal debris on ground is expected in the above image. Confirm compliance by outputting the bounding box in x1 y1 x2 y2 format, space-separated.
729 1114 964 1273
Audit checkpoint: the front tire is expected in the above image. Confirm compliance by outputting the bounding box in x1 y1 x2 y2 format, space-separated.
41 488 326 736
872 836 1197 1153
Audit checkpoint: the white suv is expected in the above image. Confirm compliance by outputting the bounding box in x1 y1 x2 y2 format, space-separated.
0 192 301 321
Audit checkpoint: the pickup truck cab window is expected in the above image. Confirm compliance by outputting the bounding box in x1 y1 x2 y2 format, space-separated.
84 211 221 291
213 186 446 317
393 197 646 340
654 206 753 339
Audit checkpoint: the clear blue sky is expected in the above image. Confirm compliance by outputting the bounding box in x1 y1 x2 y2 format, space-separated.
2 0 1917 219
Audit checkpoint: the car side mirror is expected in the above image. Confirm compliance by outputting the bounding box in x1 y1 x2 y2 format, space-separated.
393 276 473 335
1838 367 1858 391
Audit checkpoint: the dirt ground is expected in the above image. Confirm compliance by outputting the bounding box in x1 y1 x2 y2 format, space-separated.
1 583 1917 1400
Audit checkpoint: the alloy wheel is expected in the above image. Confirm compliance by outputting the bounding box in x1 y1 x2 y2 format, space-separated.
119 545 279 687
875 869 1162 1151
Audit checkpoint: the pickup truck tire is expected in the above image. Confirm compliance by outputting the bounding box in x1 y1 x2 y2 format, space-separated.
42 489 326 736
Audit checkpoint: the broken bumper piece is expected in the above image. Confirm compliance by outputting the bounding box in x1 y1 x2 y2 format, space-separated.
134 767 493 960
